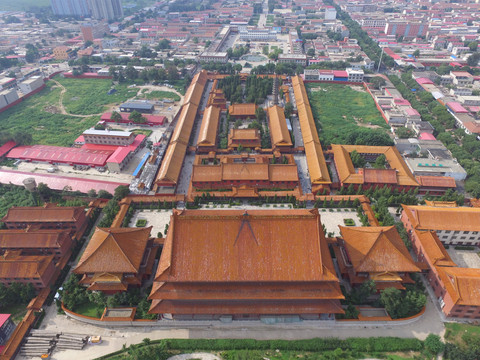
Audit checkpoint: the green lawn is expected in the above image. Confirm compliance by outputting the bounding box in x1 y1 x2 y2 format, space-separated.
445 322 480 347
140 90 180 102
0 82 99 146
57 77 138 115
307 83 389 144
74 301 104 318
131 129 153 137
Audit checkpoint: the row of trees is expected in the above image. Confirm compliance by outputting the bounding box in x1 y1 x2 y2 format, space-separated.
0 282 36 308
218 75 273 104
324 0 394 69
108 64 180 84
250 62 304 76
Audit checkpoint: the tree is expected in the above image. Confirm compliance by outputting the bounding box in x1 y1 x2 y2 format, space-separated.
425 334 445 356
413 49 420 57
37 182 52 201
97 190 113 199
370 76 386 89
468 41 478 52
111 111 122 122
284 102 293 119
350 150 365 168
114 185 130 200
467 53 480 67
307 48 315 57
84 40 94 47
380 287 426 319
87 189 97 197
129 111 146 123
373 154 387 169
255 107 266 122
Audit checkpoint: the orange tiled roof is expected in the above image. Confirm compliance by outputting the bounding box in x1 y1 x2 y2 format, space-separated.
183 70 208 106
332 144 419 187
197 105 221 147
228 103 257 116
437 266 480 306
0 229 70 249
2 205 85 223
416 176 456 188
415 230 456 267
291 76 331 185
74 227 152 274
192 162 299 183
150 299 344 315
424 200 458 207
155 209 338 283
228 128 260 140
339 226 420 273
402 205 480 232
171 102 198 145
0 254 54 279
155 141 187 185
268 105 292 147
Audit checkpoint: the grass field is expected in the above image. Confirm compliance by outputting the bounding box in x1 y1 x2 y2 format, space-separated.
57 77 138 115
0 303 29 324
74 301 104 318
140 90 180 101
445 322 480 347
307 83 389 144
0 82 99 146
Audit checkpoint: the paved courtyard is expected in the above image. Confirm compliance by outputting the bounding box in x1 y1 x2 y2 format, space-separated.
319 209 361 237
128 209 173 237
447 248 480 269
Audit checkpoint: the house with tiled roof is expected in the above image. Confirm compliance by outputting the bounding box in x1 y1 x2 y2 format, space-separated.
334 226 420 291
227 129 261 149
267 105 293 152
74 227 158 293
228 103 257 119
149 209 344 320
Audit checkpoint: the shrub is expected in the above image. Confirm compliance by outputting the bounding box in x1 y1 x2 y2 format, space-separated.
454 245 475 251
136 219 147 227
344 218 355 226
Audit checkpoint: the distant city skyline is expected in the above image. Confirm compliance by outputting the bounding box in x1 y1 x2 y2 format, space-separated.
50 0 123 20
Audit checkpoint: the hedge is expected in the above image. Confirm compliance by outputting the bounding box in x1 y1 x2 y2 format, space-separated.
97 337 423 359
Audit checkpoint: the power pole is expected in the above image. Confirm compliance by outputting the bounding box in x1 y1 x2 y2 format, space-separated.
377 47 384 73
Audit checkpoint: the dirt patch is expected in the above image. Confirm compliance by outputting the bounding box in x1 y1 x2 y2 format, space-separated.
354 116 381 129
44 105 61 114
349 85 367 93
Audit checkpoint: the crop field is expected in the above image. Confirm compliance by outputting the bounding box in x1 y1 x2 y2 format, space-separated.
0 82 98 146
306 83 389 144
57 77 138 115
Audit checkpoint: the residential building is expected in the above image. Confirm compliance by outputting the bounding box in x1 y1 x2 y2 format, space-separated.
149 209 344 320
409 228 480 319
334 226 420 291
450 71 474 86
82 129 136 146
80 22 109 41
384 21 428 38
53 46 73 60
346 68 364 82
18 76 44 95
88 0 123 20
74 227 158 293
197 52 228 63
324 6 337 20
239 29 277 41
405 157 467 181
277 54 308 66
402 205 480 246
51 0 90 17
